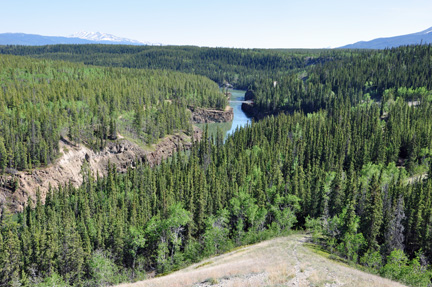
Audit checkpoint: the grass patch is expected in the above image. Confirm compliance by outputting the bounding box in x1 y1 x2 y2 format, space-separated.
195 261 214 269
154 266 182 278
304 243 350 266
202 277 219 285
117 112 193 152
316 280 338 287
121 134 156 152
229 246 248 253
304 241 386 279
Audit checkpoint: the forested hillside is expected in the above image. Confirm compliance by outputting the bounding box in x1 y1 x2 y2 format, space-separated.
1 45 432 287
2 95 432 286
247 45 432 115
0 55 226 172
0 45 337 90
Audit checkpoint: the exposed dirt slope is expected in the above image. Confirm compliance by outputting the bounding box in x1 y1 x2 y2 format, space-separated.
190 106 234 123
0 127 201 213
118 234 406 287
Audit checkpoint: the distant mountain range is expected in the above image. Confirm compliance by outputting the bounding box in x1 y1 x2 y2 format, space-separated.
0 32 160 46
2 27 432 49
339 26 432 49
69 32 157 45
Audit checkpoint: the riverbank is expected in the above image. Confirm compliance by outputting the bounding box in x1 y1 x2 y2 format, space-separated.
190 106 234 123
195 90 252 141
226 90 251 137
241 89 281 120
241 101 277 120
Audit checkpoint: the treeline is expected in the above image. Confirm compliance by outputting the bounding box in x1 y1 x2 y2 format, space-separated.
0 54 227 172
0 45 339 89
2 92 432 285
249 45 432 114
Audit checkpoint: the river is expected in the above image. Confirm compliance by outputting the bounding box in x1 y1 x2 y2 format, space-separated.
196 89 251 140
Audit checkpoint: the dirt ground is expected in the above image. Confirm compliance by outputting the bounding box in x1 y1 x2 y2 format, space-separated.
118 234 406 287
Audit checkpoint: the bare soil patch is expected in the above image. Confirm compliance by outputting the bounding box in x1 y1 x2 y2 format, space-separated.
0 127 201 213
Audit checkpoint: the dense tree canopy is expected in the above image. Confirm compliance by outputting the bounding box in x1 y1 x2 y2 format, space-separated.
249 45 432 114
0 54 226 171
0 45 339 89
1 44 432 286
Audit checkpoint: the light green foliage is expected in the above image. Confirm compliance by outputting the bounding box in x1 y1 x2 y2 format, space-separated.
183 239 203 265
128 226 146 272
269 193 300 232
360 249 383 271
89 250 118 286
396 86 431 102
156 240 170 274
338 232 365 263
380 249 409 280
305 216 323 243
34 272 68 287
380 249 432 286
203 209 231 256
229 191 258 244
146 203 192 273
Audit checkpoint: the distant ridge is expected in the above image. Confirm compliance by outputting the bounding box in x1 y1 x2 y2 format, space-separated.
69 31 159 45
338 26 432 49
0 32 160 46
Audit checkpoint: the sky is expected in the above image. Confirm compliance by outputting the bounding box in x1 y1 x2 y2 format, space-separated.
1 0 432 48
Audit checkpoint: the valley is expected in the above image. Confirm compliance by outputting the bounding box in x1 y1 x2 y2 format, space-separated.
1 44 432 287
196 90 251 140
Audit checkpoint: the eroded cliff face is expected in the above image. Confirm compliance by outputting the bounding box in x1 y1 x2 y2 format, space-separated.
0 102 236 214
190 106 234 123
0 127 202 213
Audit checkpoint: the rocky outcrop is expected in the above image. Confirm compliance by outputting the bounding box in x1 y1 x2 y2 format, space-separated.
241 102 257 118
244 89 255 101
241 102 278 120
190 106 234 123
1 100 237 213
0 127 202 213
146 126 202 166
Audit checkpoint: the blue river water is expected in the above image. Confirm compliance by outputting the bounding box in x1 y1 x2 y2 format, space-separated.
226 89 251 138
196 89 251 140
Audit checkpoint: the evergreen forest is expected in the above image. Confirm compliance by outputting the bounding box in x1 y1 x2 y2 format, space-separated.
1 44 432 286
0 55 226 172
0 45 337 90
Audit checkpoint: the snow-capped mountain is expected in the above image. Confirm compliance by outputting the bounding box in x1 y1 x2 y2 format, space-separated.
70 31 149 45
0 32 161 46
415 26 432 35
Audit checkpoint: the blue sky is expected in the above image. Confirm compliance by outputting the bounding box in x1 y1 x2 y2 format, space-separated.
2 0 432 48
